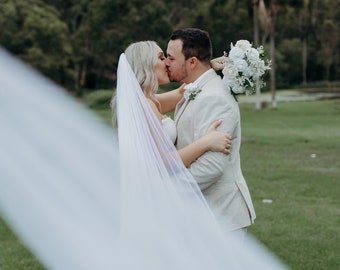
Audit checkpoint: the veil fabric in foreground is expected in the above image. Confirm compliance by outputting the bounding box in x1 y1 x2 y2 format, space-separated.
0 48 288 270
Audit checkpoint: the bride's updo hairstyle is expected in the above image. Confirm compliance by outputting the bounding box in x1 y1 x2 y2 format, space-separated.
124 41 159 99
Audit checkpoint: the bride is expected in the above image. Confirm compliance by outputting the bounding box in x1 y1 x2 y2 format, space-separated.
0 44 288 269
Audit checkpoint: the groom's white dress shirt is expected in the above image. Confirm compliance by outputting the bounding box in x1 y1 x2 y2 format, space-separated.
175 69 256 231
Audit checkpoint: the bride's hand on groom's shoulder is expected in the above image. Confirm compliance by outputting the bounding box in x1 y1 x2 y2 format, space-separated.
178 83 186 95
205 120 232 155
210 56 229 71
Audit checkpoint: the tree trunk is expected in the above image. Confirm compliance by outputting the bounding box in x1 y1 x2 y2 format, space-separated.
253 0 262 110
75 63 80 91
253 0 260 45
270 0 277 109
258 0 270 44
301 0 309 86
302 38 307 85
80 63 87 88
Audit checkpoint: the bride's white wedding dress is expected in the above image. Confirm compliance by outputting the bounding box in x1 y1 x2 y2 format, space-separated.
162 116 177 144
0 49 289 270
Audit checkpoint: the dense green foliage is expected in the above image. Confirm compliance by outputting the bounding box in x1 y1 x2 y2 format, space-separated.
84 89 112 109
0 0 339 90
0 0 72 83
1 98 339 269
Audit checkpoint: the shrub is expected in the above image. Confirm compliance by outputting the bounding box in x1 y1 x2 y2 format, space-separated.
84 89 113 109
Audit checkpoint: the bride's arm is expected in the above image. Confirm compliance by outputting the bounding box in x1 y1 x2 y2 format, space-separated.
147 99 163 121
178 120 231 168
155 84 185 114
210 56 229 71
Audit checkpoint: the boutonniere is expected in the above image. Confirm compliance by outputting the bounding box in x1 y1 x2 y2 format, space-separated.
184 83 202 101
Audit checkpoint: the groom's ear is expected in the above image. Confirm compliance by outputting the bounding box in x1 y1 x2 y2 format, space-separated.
188 57 198 69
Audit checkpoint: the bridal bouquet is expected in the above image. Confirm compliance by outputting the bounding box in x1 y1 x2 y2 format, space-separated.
221 40 271 96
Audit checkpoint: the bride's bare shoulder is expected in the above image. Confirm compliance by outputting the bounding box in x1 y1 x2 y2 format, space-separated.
146 98 163 121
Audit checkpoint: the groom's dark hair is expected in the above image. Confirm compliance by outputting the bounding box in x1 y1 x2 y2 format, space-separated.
170 28 212 63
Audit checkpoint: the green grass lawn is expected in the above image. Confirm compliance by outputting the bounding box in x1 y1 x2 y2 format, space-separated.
0 221 44 270
240 100 340 270
1 99 339 270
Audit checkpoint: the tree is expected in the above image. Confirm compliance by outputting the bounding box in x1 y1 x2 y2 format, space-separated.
44 0 92 90
252 0 260 45
269 0 278 109
252 0 262 110
258 0 271 44
314 0 340 81
252 0 271 110
0 0 72 85
72 0 173 89
202 0 253 57
1 0 338 90
300 0 312 85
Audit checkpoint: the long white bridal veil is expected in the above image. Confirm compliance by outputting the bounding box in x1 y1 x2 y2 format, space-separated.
0 47 288 270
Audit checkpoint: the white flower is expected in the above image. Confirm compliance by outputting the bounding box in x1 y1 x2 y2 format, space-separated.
184 83 199 92
234 40 251 52
222 40 271 96
234 59 248 73
246 48 260 62
222 62 238 79
184 83 202 101
228 47 244 62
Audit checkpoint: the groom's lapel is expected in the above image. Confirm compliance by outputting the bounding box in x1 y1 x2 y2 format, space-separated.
174 69 216 125
174 97 190 124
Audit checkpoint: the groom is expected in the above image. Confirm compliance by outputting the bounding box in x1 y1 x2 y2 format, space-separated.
165 28 256 235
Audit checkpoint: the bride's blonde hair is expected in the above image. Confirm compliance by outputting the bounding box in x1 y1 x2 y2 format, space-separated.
124 41 159 99
111 41 161 128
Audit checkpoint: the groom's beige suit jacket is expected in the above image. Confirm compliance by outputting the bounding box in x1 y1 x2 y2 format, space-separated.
175 69 256 231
